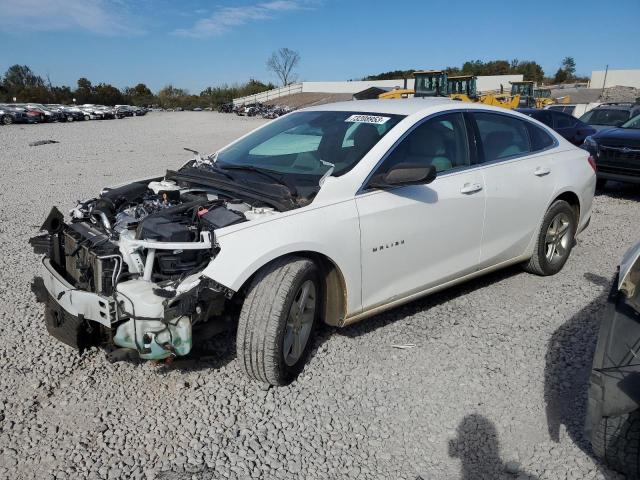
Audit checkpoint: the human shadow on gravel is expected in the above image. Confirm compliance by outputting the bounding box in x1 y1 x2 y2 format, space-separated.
543 272 621 478
448 414 539 480
337 264 523 340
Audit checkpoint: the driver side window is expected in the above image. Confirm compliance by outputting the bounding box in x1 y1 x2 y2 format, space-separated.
374 112 470 177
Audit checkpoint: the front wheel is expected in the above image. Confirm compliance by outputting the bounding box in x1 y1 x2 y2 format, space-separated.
524 199 576 276
2 115 11 125
237 257 320 386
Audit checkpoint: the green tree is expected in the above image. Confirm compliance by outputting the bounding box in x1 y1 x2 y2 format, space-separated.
124 83 154 106
75 77 94 103
561 56 576 81
94 83 124 105
553 68 568 84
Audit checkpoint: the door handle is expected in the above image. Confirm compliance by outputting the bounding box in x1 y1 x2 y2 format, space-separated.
460 183 483 194
534 167 551 177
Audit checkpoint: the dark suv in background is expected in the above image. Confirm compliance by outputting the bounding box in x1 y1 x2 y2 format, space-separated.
517 108 596 145
581 113 640 188
579 103 640 132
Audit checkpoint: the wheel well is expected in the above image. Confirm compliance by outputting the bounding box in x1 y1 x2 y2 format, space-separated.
554 191 580 224
239 251 347 327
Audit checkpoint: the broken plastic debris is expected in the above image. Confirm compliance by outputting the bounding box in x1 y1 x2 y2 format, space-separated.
391 343 416 350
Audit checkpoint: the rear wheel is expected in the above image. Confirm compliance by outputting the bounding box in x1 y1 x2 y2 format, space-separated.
2 115 11 125
592 411 640 478
237 257 320 386
84 115 90 121
524 200 576 276
67 115 74 122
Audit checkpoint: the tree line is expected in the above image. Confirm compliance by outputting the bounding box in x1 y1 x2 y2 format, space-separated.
364 57 586 85
0 65 276 108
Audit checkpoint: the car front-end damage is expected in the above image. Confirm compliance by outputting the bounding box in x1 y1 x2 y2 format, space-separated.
29 166 302 361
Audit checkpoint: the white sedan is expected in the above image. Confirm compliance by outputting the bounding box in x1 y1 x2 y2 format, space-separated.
31 99 596 385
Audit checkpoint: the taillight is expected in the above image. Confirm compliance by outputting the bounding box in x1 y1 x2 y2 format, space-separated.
587 155 597 172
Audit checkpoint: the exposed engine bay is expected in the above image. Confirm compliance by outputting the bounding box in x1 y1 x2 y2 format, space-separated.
30 176 281 361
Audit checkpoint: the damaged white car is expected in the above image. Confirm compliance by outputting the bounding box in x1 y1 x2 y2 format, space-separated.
30 99 596 385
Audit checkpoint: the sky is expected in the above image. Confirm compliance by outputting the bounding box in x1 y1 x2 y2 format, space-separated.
0 0 638 93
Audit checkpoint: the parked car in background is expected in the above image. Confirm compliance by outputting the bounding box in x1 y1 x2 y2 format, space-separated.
14 104 47 123
30 99 595 386
517 108 596 146
581 113 640 188
580 103 640 131
545 103 601 119
585 240 640 478
0 105 29 124
114 105 134 117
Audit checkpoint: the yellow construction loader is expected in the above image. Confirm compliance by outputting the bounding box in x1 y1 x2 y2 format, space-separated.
510 81 571 108
379 70 521 109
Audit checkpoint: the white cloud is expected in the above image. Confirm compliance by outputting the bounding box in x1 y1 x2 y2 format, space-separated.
0 0 144 35
173 1 308 38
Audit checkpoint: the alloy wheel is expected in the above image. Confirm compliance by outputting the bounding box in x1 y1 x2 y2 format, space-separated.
283 280 316 367
545 212 572 264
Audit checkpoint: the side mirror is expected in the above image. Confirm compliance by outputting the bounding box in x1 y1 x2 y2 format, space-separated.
369 163 437 189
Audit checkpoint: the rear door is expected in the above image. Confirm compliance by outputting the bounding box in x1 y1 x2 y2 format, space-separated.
470 111 557 268
551 111 582 145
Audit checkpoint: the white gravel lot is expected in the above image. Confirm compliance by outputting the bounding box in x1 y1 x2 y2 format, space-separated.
0 112 638 480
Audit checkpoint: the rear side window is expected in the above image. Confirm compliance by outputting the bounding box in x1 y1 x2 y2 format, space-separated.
526 123 555 151
553 113 575 129
473 112 530 161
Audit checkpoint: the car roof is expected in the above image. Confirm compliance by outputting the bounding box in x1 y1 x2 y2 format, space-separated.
516 108 546 114
593 104 638 111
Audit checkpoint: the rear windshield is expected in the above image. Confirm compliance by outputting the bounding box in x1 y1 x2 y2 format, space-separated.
580 108 630 126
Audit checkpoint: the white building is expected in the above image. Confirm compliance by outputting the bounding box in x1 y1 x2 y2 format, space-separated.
590 69 640 89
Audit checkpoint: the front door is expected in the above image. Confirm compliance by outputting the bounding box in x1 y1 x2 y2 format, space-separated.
356 112 486 311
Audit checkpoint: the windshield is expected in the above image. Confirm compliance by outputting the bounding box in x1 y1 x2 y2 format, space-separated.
621 113 640 129
580 108 630 126
209 110 404 179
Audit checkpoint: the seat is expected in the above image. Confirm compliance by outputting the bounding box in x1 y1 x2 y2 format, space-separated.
341 124 381 170
404 128 452 172
483 131 520 160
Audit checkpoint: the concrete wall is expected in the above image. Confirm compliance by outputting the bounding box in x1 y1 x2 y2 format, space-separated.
590 69 640 89
475 75 523 93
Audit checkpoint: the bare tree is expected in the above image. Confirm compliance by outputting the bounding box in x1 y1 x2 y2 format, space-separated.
266 48 301 86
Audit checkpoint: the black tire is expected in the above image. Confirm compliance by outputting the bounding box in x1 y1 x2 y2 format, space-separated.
596 178 608 190
524 199 576 276
67 115 74 122
3 115 12 125
84 115 90 121
592 411 640 478
237 257 320 386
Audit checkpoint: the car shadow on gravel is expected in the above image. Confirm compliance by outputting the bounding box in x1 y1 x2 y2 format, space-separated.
447 414 539 480
596 182 640 201
544 272 621 478
336 264 523 340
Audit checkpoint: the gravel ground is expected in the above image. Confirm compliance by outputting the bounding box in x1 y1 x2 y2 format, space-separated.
0 112 638 480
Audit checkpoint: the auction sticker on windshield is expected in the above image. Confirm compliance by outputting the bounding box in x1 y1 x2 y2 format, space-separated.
345 114 390 124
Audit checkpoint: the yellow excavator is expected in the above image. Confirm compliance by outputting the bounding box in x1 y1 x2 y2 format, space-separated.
509 81 571 108
379 70 521 109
